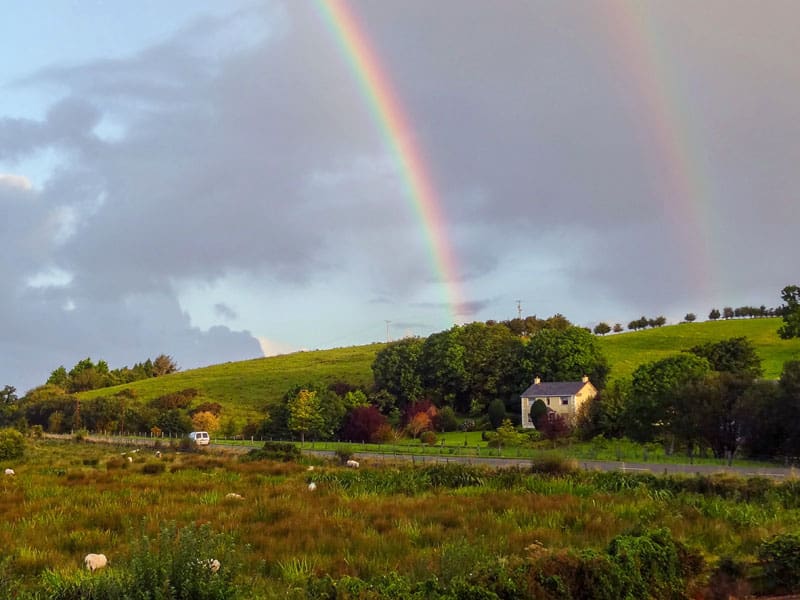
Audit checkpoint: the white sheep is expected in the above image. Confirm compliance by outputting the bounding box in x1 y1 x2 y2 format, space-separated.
308 482 317 491
225 493 243 500
197 558 220 573
154 451 162 459
306 465 315 471
4 468 14 476
126 456 133 463
346 459 360 469
84 553 108 572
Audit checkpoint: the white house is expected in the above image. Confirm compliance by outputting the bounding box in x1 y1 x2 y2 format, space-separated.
520 376 597 428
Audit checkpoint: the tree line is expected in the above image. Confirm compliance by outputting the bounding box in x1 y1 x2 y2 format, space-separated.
46 355 179 393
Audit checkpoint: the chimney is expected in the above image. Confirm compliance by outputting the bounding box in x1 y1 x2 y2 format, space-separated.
534 376 541 385
581 375 589 383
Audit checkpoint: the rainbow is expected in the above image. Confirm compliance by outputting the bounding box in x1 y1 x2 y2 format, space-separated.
601 1 717 300
316 0 466 325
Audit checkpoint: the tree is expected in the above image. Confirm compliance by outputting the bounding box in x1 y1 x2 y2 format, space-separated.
577 379 629 440
684 313 696 323
191 411 220 434
371 338 424 411
623 354 710 445
709 308 721 321
687 337 763 378
537 413 571 446
487 398 507 429
723 307 735 320
406 412 432 438
287 389 324 444
778 285 800 339
672 372 753 461
419 328 468 410
152 354 179 376
521 326 610 390
593 322 611 336
613 323 623 333
340 406 388 443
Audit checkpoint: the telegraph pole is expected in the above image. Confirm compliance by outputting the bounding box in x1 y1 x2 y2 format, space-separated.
516 300 522 320
385 320 391 343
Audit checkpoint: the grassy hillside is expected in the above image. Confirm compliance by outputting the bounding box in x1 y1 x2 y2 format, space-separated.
79 343 383 421
598 317 800 381
77 318 800 422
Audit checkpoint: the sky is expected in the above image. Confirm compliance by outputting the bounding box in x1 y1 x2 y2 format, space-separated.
2 1 798 393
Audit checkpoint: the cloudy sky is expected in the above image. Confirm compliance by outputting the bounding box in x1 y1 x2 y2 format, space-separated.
2 1 798 392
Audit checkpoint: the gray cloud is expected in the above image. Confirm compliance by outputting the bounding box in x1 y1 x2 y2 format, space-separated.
1 1 798 390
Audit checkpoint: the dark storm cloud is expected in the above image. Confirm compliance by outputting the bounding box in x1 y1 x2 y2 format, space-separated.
2 1 799 390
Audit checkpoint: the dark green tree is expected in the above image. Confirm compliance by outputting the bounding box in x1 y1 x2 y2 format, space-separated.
709 308 721 320
687 337 763 378
371 337 424 411
623 354 710 445
487 398 507 429
684 313 696 323
594 322 611 336
419 328 468 410
778 285 800 339
521 326 610 390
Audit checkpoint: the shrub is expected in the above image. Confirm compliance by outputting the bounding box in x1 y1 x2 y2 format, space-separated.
73 428 89 443
29 425 44 439
487 399 506 429
0 428 25 460
529 456 579 476
335 446 355 463
105 456 127 470
142 462 166 475
241 441 300 462
420 430 437 445
757 532 800 594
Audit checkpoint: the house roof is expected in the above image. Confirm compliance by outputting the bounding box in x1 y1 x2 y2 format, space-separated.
520 381 587 398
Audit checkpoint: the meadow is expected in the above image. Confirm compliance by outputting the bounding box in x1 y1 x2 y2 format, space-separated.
3 438 800 598
75 318 800 425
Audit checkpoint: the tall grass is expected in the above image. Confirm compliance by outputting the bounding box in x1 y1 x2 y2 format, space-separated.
4 439 800 597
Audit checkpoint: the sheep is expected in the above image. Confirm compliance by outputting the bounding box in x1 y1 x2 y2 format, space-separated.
225 493 243 500
84 553 108 572
154 451 162 459
308 482 317 491
306 465 315 471
127 456 133 463
197 558 220 573
346 459 360 469
4 468 14 476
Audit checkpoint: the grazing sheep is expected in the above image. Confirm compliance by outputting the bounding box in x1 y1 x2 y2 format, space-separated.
308 482 317 491
197 558 220 573
346 459 360 469
154 451 162 459
225 493 243 500
4 468 14 476
306 465 315 471
126 456 133 463
84 553 108 572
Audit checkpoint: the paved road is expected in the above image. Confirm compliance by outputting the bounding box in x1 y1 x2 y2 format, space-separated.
45 434 797 480
302 448 797 480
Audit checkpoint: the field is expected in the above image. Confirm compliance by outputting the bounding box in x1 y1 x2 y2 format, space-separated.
598 317 800 381
74 318 800 424
3 438 800 598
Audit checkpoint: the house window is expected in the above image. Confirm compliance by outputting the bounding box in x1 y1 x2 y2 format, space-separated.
561 397 570 406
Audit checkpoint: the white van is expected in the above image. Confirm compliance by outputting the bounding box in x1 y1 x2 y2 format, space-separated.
189 431 210 446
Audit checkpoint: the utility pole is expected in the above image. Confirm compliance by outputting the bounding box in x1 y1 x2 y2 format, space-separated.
385 320 391 343
516 300 522 321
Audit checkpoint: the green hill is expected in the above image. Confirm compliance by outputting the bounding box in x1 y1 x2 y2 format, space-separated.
79 343 383 422
597 317 800 381
78 318 799 422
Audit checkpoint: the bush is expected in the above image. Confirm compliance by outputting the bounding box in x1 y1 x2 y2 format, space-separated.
73 428 89 443
420 430 437 445
142 462 166 475
241 441 301 462
757 532 800 594
0 428 24 460
29 425 44 439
